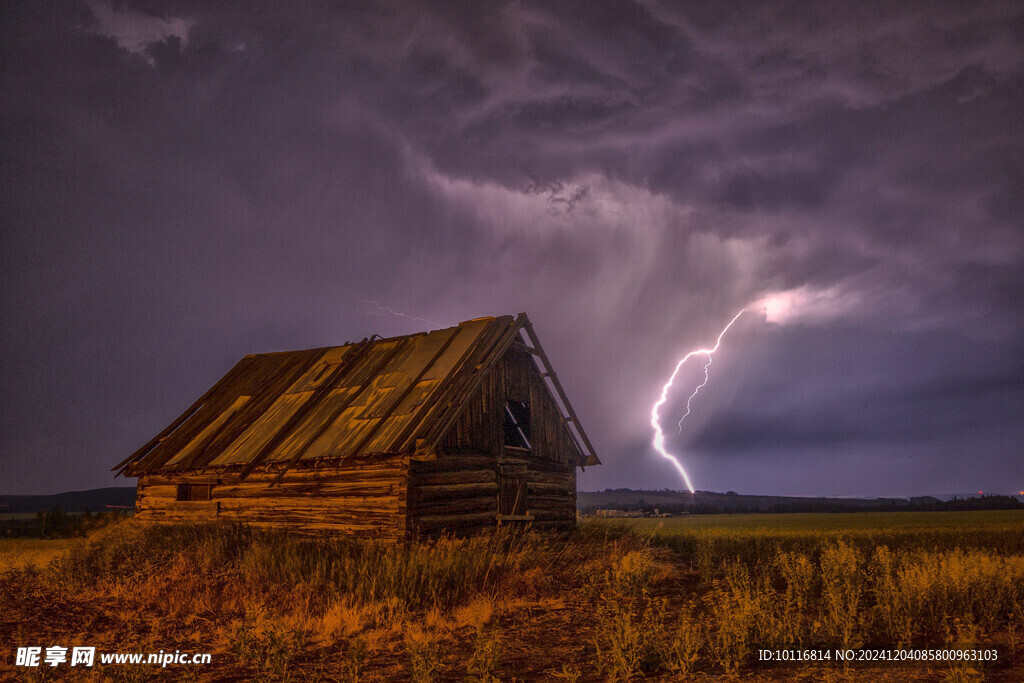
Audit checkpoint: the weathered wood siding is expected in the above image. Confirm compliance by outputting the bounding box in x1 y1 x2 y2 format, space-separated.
134 454 408 541
438 347 582 465
414 347 580 536
408 454 576 536
408 455 498 535
517 457 577 527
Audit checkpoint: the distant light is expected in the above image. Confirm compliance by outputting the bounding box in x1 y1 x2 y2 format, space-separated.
978 490 983 495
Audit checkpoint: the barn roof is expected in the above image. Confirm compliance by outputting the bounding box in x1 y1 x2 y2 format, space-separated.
114 313 599 480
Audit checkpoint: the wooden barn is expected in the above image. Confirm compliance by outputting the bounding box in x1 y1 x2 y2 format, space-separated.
114 314 599 541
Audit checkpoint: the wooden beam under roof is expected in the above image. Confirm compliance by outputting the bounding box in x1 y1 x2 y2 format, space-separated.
399 317 511 452
519 313 601 467
391 321 493 453
422 315 525 451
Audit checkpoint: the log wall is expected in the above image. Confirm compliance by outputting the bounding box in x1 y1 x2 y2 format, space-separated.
133 454 408 542
408 454 576 537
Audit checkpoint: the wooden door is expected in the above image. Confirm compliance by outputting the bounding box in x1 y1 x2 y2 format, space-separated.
498 465 528 517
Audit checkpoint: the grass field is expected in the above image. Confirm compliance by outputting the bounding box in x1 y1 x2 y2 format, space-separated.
624 509 1024 531
0 538 70 572
1 511 1022 680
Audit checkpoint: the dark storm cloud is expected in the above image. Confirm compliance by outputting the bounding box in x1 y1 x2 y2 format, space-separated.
687 324 1024 476
1 0 1022 495
693 374 1024 452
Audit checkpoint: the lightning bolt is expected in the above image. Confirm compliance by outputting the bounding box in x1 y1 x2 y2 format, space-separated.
678 355 716 433
650 309 745 493
358 299 441 328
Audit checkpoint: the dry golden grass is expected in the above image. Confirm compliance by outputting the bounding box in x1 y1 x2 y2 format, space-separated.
0 513 1022 680
0 537 71 571
452 595 494 631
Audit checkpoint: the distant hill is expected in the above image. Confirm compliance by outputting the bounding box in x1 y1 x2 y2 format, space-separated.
0 487 136 513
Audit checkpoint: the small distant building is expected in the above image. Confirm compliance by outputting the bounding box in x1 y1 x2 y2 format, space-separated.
114 314 599 541
594 509 644 518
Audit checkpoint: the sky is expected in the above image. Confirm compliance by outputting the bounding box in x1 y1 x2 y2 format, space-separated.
2 1 1022 497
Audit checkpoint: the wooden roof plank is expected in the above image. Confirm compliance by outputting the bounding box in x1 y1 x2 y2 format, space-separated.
162 395 251 468
392 319 500 452
165 351 324 473
398 317 508 451
266 337 401 485
237 338 411 482
347 326 461 458
113 356 255 475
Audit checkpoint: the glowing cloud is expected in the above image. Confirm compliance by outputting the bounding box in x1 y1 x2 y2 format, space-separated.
753 286 859 325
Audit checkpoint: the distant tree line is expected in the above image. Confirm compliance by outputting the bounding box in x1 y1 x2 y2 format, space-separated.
581 494 1023 516
0 507 130 538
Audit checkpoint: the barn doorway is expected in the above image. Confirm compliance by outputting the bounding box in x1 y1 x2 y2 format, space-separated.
497 463 531 521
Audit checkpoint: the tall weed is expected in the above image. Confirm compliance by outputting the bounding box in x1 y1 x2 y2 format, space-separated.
819 541 864 648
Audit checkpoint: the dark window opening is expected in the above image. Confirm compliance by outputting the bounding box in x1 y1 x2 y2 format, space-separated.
176 484 212 501
503 400 531 450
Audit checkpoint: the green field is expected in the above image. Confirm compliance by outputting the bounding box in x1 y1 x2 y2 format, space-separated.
596 510 1024 569
610 509 1024 531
